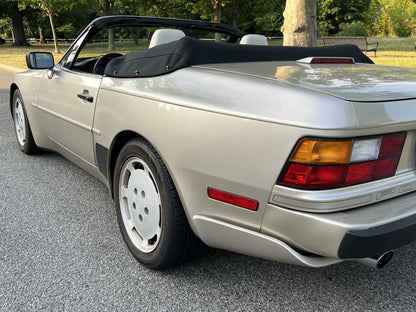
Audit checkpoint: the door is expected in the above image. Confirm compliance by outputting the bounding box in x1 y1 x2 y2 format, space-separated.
37 68 100 165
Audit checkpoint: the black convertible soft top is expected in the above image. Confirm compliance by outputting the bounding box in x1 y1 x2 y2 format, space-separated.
104 36 374 78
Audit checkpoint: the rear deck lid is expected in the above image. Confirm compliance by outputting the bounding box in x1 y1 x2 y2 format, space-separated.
198 62 416 102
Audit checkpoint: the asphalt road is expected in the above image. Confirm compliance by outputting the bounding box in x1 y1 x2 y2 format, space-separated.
2 67 416 312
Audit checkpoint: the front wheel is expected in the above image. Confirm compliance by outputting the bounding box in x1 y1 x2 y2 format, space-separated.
114 138 202 269
12 89 38 154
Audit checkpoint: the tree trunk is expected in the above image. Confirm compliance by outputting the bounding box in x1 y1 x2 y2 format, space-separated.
108 28 115 50
48 12 60 53
229 0 239 27
213 0 221 42
103 1 115 50
281 0 317 47
11 12 28 46
39 27 46 44
133 28 140 46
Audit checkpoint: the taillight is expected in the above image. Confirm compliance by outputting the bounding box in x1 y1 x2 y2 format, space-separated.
297 57 355 64
278 133 406 189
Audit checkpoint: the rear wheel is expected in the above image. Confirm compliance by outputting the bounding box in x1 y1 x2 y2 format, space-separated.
114 138 202 269
12 89 38 154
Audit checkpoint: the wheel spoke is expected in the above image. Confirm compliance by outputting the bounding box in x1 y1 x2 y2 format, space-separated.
126 162 136 174
120 185 129 199
142 164 150 175
19 116 24 128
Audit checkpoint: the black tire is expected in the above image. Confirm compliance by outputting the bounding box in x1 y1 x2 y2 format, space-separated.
114 138 203 269
12 89 38 154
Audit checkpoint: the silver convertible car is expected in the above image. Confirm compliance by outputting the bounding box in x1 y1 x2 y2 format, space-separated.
10 16 416 269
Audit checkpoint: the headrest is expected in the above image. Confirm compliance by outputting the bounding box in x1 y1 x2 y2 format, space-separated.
149 29 186 48
240 34 268 46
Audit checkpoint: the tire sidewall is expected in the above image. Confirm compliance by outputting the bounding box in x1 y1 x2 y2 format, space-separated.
114 139 174 269
12 89 33 154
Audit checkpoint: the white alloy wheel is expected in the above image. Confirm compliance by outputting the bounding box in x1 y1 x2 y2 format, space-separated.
14 97 26 147
12 89 38 155
114 138 203 269
118 156 161 253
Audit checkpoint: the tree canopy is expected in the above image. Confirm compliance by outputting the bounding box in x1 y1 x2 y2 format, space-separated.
1 0 415 48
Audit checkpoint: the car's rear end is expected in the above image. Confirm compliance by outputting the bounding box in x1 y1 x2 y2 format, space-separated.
266 129 416 267
185 59 416 268
99 32 416 268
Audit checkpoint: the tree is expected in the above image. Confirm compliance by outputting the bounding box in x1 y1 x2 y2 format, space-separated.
24 10 50 44
24 0 90 52
213 0 221 41
369 0 416 37
99 0 116 50
180 0 230 41
28 0 76 53
0 0 29 45
143 0 286 37
119 0 142 15
224 0 285 36
281 0 317 46
317 0 371 35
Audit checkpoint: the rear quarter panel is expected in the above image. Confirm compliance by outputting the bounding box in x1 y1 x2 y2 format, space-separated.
93 69 351 233
94 87 295 231
93 68 416 234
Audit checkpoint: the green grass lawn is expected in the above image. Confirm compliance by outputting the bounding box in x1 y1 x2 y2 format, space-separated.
372 37 415 51
366 37 416 67
1 37 416 70
0 43 70 69
371 52 416 67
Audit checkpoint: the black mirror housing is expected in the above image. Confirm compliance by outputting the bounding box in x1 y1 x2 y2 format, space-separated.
26 52 54 69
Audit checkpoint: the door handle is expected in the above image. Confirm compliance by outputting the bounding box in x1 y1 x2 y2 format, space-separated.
77 90 94 103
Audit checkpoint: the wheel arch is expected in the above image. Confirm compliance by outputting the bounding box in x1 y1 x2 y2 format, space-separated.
108 131 175 200
108 130 142 198
9 83 18 117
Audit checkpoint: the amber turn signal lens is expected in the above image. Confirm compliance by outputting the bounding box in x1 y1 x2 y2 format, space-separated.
290 139 353 164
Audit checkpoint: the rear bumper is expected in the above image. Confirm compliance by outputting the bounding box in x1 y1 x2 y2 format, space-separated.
338 213 416 258
192 215 342 268
262 191 416 260
192 191 416 268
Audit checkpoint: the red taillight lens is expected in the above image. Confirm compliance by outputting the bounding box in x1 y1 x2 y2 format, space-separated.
373 157 400 180
297 57 355 64
344 161 376 186
279 132 406 190
283 163 347 189
378 133 406 158
310 57 355 64
207 188 259 211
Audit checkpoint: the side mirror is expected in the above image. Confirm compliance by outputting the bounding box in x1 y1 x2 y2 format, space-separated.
26 52 54 69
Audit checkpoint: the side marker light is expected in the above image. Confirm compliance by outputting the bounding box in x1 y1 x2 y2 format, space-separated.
207 188 259 211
